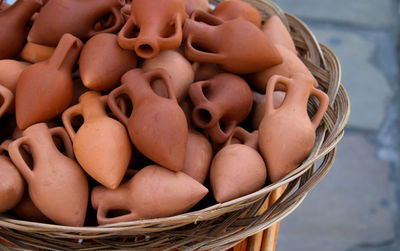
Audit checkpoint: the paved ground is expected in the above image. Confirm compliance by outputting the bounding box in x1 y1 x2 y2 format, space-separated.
273 0 400 250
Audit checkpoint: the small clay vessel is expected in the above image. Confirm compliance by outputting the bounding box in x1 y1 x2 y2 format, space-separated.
12 190 53 223
62 91 132 189
0 84 13 118
118 0 187 59
259 73 329 182
79 33 137 91
210 127 266 203
20 42 55 63
16 34 83 130
8 123 89 226
184 0 211 15
91 165 208 224
0 0 43 59
142 50 194 102
251 91 286 130
262 15 296 53
183 10 282 74
212 0 262 27
188 73 253 144
248 44 318 93
108 69 188 172
192 62 222 82
181 129 212 184
28 0 124 47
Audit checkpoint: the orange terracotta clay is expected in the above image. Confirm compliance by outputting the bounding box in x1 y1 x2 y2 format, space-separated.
0 153 24 213
210 127 266 203
0 59 30 93
0 0 43 59
183 10 282 74
251 91 286 130
20 41 55 63
189 73 253 144
212 0 262 27
118 0 187 59
62 91 132 189
8 123 89 226
142 50 194 102
0 84 13 118
92 165 208 224
262 15 296 53
259 73 329 182
28 0 124 47
108 68 188 172
16 34 83 130
11 190 53 223
184 0 211 15
192 62 222 82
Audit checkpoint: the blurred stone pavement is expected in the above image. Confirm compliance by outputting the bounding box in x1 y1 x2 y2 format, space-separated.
272 0 400 250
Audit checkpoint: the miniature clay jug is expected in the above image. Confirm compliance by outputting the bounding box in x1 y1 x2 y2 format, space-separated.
79 33 138 91
248 44 318 93
8 123 89 226
259 73 329 182
251 91 286 130
142 50 194 102
0 144 24 213
20 42 55 63
184 0 211 15
188 73 253 144
192 62 222 82
181 129 212 184
0 84 13 118
118 0 187 59
28 0 124 47
212 0 262 27
210 127 266 203
108 69 188 172
62 91 132 189
16 34 83 130
0 0 43 59
183 10 282 74
91 165 208 224
262 15 296 53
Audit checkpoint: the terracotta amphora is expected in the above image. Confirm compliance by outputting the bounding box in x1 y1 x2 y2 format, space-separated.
79 33 138 91
0 84 13 118
262 15 296 53
108 68 188 171
20 42 55 63
8 123 89 226
28 0 124 47
0 143 24 213
188 73 253 144
210 127 266 203
62 91 132 189
183 10 282 74
192 62 222 82
212 0 262 27
184 0 211 15
16 34 83 130
181 129 212 184
118 0 187 59
251 91 286 130
0 0 43 59
248 44 318 93
91 165 208 224
259 73 329 182
142 50 194 102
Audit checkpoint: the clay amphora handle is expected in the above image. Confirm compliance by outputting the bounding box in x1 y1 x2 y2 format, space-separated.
156 14 183 50
118 18 138 50
310 87 329 130
61 103 83 141
226 127 258 150
143 68 177 101
265 75 292 116
107 84 130 126
88 6 124 37
8 136 34 183
191 9 224 26
48 127 74 159
0 84 13 117
48 34 83 71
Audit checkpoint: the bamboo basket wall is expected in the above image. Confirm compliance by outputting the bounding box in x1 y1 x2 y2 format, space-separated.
0 0 350 250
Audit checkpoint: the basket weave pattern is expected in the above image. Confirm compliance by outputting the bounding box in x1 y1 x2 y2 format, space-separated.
0 0 350 250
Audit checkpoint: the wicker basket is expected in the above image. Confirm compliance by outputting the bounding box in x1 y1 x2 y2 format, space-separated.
0 0 350 250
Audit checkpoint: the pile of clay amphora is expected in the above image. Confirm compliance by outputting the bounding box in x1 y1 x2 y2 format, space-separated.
0 0 330 227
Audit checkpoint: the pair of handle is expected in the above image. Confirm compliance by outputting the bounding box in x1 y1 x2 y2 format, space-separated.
0 84 13 118
8 127 74 183
265 74 329 130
